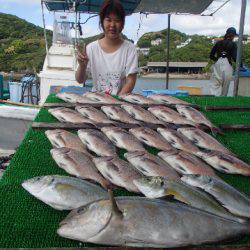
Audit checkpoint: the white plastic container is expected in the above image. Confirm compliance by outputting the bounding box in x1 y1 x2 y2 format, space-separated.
9 82 22 102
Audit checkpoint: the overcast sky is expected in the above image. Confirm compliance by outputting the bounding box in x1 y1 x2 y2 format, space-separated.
0 0 249 43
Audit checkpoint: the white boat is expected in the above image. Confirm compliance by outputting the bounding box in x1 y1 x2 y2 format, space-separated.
0 104 39 150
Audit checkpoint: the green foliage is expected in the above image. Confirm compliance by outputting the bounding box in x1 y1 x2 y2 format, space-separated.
0 13 52 72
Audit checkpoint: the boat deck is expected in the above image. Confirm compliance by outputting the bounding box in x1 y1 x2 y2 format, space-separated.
0 94 250 248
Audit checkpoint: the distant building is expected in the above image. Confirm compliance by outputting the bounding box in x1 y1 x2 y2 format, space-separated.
176 38 192 49
146 61 208 74
151 38 162 46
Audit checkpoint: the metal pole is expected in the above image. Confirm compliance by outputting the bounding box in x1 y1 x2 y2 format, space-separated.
41 1 49 58
233 0 247 96
166 14 171 89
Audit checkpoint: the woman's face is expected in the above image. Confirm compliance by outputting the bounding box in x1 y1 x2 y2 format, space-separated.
103 12 123 39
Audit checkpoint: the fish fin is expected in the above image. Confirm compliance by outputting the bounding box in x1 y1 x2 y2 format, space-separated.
166 189 189 205
108 189 123 219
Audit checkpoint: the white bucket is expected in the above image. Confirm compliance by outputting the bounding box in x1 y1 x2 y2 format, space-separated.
9 82 22 102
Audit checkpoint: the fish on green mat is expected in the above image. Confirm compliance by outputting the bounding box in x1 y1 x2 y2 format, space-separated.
78 129 117 157
157 127 200 154
148 105 195 126
196 150 250 176
182 175 250 218
133 176 245 223
83 92 123 104
175 105 222 135
57 192 250 247
50 147 110 189
101 105 140 124
120 93 155 105
101 126 145 152
56 92 94 104
22 175 108 210
45 129 87 153
177 127 232 155
93 156 143 193
48 107 94 124
124 151 180 180
158 150 217 177
129 127 173 151
147 94 191 105
76 105 114 124
121 104 164 124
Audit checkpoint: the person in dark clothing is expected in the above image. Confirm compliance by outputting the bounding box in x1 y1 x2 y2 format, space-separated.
209 27 238 96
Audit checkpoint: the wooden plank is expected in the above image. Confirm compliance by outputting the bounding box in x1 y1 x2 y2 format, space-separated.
219 124 250 131
43 102 200 110
31 122 176 130
0 99 41 108
206 106 250 111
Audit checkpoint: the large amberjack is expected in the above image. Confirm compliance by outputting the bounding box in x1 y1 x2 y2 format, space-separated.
134 176 245 223
120 93 155 105
83 92 123 104
22 175 108 210
182 174 250 218
57 193 250 247
147 94 191 105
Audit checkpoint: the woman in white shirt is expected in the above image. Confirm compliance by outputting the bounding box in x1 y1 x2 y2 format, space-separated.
75 0 138 95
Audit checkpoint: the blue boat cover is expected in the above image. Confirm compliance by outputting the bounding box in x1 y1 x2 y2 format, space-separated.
43 0 214 15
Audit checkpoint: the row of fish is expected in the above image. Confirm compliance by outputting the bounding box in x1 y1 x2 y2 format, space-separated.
46 127 250 177
22 174 250 247
55 92 220 133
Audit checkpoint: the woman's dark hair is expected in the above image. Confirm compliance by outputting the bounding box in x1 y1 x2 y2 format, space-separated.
99 0 125 30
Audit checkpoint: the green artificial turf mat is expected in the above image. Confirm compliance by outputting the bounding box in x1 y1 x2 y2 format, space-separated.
0 94 250 248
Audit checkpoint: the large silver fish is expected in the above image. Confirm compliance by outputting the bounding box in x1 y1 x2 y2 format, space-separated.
48 107 94 124
196 151 250 176
101 106 139 124
158 150 217 177
178 127 232 155
83 92 122 104
182 175 250 219
56 92 95 104
78 129 116 156
101 127 145 152
129 127 172 151
133 176 245 223
92 157 143 193
75 106 113 124
157 127 200 154
45 129 87 153
58 195 250 248
124 151 180 180
148 94 191 105
148 106 195 126
22 175 108 210
50 147 110 189
176 105 220 134
120 93 155 105
121 104 164 124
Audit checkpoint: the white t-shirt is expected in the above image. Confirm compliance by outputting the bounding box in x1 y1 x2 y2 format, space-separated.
86 40 138 95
